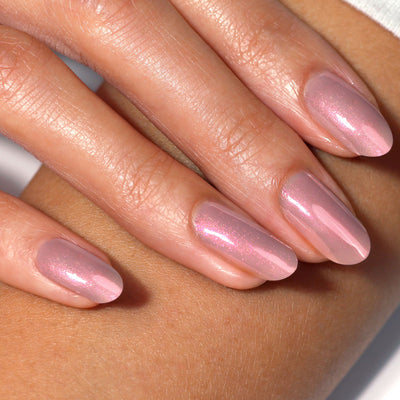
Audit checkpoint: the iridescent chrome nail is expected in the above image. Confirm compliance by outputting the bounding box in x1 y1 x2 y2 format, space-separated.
192 202 297 281
305 72 393 156
280 172 370 265
36 239 123 303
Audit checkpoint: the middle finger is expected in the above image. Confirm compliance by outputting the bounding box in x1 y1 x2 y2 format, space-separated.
0 0 371 263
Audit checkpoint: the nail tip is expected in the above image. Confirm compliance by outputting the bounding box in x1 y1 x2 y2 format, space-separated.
93 269 124 304
359 125 393 157
331 228 371 266
267 257 298 281
97 290 123 304
367 135 393 157
100 284 124 304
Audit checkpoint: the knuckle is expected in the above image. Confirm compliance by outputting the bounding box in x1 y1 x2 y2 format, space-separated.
56 0 167 61
211 107 274 169
47 0 172 66
63 0 143 42
112 147 176 213
0 27 48 103
223 7 273 66
231 25 275 69
227 9 298 72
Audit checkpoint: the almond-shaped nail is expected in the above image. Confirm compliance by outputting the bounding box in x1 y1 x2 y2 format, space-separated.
192 202 297 281
36 239 123 303
280 172 370 265
305 72 393 156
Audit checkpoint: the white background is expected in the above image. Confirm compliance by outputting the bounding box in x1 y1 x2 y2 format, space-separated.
1 56 399 400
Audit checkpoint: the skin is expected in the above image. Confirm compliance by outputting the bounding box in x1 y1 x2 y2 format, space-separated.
0 0 399 399
0 0 394 303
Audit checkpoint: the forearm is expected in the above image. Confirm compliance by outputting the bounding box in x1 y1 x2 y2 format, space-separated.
1 0 399 399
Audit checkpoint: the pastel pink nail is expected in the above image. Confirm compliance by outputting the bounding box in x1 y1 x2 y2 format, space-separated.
280 172 370 265
192 202 297 281
305 72 393 156
36 239 123 303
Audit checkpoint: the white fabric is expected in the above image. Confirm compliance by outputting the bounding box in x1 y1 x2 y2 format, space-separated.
342 0 400 39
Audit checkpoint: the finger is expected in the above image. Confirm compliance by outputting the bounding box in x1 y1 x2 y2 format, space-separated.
171 0 393 157
0 192 122 307
0 26 297 288
0 0 392 158
0 3 370 263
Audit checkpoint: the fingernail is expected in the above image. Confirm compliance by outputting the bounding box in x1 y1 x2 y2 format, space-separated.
36 239 123 303
280 172 370 265
192 202 297 280
305 72 393 156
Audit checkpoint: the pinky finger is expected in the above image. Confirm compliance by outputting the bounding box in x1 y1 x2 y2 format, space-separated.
0 192 123 307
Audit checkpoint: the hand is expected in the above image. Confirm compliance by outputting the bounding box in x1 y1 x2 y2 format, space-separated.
0 0 392 307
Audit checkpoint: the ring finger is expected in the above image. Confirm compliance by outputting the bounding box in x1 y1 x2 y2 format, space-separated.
0 0 372 264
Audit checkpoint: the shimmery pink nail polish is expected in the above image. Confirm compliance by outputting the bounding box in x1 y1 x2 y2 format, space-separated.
280 172 370 265
192 202 297 281
305 72 393 156
36 239 123 303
